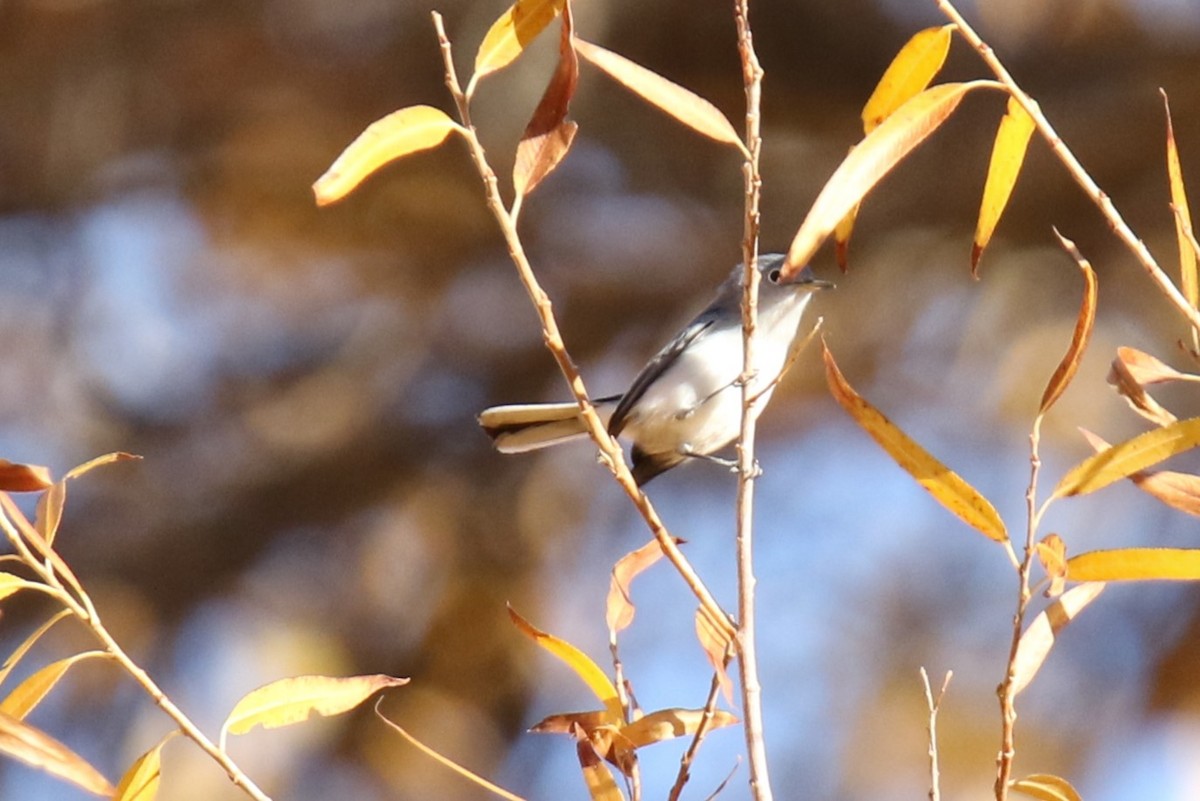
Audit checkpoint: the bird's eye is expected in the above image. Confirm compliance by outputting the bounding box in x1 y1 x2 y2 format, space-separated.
767 268 782 283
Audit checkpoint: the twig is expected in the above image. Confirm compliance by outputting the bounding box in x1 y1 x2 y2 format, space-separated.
935 0 1200 335
732 1 773 799
429 12 736 641
920 668 953 801
608 637 642 801
668 648 734 801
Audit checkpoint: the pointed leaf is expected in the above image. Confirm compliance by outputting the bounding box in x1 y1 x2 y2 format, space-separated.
0 610 72 688
1081 429 1200 517
220 674 408 747
34 483 65 547
514 2 579 198
0 574 40 604
1164 91 1198 310
606 537 677 634
0 651 111 720
823 341 1007 541
0 710 114 796
620 708 738 749
1036 533 1068 597
530 709 613 735
1115 346 1199 386
577 737 626 801
63 452 140 482
573 39 745 152
508 606 622 721
783 81 998 277
313 106 463 206
973 96 1036 274
694 607 734 705
113 732 176 801
0 461 53 493
1010 582 1105 696
1053 417 1200 498
1067 548 1200 582
1107 356 1178 427
1039 233 1097 414
1011 773 1083 801
861 24 955 133
474 0 566 81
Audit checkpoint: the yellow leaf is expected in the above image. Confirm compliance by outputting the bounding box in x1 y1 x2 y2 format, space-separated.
0 651 111 720
973 95 1036 274
1010 582 1104 696
0 573 38 604
1164 91 1198 310
1053 417 1200 498
0 709 115 796
693 607 734 705
783 81 998 277
513 3 578 199
1067 547 1200 582
620 708 737 749
1011 773 1083 801
474 0 566 81
576 738 626 801
0 460 53 493
313 106 463 206
573 39 745 152
113 733 177 801
822 341 1007 542
0 610 71 688
1039 234 1097 414
861 24 955 133
508 606 622 721
606 538 676 634
220 674 408 747
1036 533 1068 598
1080 429 1200 518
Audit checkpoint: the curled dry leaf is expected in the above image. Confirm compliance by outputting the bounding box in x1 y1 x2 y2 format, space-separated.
507 605 623 719
1011 772 1083 801
1107 354 1178 428
620 708 737 749
1067 547 1200 582
606 537 677 634
1081 428 1200 517
0 460 53 493
861 24 955 133
1164 91 1199 310
783 81 999 278
312 106 463 207
0 709 115 796
474 0 566 83
1010 582 1104 696
694 607 734 705
822 341 1008 542
1038 233 1097 415
573 39 745 153
1036 533 1068 598
973 96 1036 275
514 1 579 200
1053 417 1200 499
0 651 111 720
1115 346 1198 386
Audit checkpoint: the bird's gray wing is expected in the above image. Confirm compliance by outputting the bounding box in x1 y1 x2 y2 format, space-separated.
607 313 716 438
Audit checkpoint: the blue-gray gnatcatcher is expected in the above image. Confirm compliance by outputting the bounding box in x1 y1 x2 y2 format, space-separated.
478 254 833 484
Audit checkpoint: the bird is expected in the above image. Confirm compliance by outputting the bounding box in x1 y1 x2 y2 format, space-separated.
478 253 832 485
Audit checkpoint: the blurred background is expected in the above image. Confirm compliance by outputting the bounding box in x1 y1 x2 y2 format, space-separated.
2 0 1200 798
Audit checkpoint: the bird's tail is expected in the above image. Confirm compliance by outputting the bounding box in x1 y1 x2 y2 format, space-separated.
478 396 621 453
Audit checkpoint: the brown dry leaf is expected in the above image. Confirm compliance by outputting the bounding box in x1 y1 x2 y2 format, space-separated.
529 710 613 735
0 610 71 688
1115 346 1198 386
1107 355 1179 427
0 709 114 796
113 732 177 801
620 708 738 748
0 461 53 493
1011 772 1083 801
606 538 677 634
1039 233 1097 414
573 39 745 152
220 674 408 749
1164 91 1199 310
576 737 626 801
1080 428 1200 517
822 341 1008 542
783 81 997 278
508 605 623 720
1053 417 1200 499
1067 547 1200 581
312 106 464 206
861 24 955 133
0 651 111 720
474 0 566 83
513 1 579 200
1036 533 1068 598
1010 582 1105 696
694 607 734 705
972 96 1036 275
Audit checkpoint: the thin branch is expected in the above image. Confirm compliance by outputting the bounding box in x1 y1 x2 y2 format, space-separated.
935 0 1200 335
668 647 734 801
920 668 953 801
430 12 735 641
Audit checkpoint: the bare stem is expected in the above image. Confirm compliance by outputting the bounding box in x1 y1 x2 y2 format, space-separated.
921 668 953 801
430 12 735 641
668 654 732 801
935 0 1200 335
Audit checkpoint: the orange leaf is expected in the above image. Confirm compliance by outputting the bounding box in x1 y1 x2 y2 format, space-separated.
573 39 744 152
1115 346 1199 386
1035 533 1067 597
0 460 53 493
474 0 566 82
313 106 463 206
508 606 623 721
1164 91 1198 310
0 651 111 720
1010 582 1104 696
606 538 676 634
861 24 955 133
1067 547 1200 582
1011 772 1083 801
822 341 1007 542
529 710 613 736
973 95 1036 275
1053 418 1200 498
1039 233 1097 414
0 710 114 796
513 2 579 199
694 607 734 705
783 81 998 277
